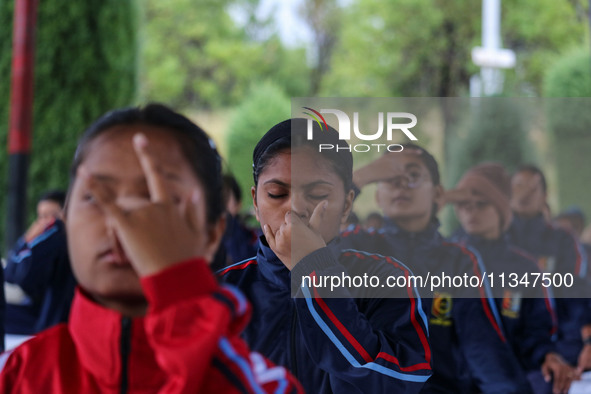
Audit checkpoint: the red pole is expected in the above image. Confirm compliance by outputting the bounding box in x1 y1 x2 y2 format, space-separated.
6 0 38 249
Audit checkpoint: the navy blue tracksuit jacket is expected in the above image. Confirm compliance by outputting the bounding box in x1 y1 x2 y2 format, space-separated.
340 220 532 393
453 234 557 372
220 237 432 393
508 215 591 365
4 219 76 335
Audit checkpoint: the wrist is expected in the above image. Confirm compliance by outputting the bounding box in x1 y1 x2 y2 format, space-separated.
352 166 372 189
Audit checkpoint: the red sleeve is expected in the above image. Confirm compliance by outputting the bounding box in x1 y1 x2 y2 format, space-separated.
141 258 303 394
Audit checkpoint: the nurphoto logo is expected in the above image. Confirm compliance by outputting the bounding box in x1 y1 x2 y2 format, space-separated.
303 107 418 153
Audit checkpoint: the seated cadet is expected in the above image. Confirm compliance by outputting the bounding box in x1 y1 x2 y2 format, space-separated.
553 207 591 283
210 174 259 272
450 162 573 394
509 165 591 376
4 191 76 335
220 119 432 393
344 144 532 393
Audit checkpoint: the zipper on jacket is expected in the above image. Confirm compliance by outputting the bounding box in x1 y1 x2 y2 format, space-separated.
120 317 132 394
290 308 299 380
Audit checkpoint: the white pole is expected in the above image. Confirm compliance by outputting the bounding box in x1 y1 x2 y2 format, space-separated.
481 0 503 96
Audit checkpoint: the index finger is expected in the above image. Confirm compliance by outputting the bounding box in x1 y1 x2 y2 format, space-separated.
133 133 171 203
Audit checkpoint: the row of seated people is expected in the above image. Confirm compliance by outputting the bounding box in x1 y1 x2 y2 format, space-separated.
2 110 590 393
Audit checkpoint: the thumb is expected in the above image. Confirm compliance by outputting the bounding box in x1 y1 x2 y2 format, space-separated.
263 224 276 249
542 363 552 382
309 201 328 233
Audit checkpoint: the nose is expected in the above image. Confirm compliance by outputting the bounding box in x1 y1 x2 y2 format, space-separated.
291 192 309 220
464 202 475 212
390 175 411 189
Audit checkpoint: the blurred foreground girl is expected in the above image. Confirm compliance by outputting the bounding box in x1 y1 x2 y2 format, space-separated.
0 104 301 394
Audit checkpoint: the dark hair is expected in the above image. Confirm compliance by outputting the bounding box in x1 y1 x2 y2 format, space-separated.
555 206 586 235
346 212 360 225
252 118 353 192
69 103 223 224
514 164 547 193
399 143 440 186
39 190 67 208
366 212 384 222
222 173 242 204
252 137 291 186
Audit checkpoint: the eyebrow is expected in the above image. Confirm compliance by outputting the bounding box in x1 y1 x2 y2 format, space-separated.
92 174 118 184
303 180 333 188
263 179 290 188
91 171 184 185
404 163 422 171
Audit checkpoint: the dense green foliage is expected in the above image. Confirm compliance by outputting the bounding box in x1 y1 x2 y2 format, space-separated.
543 49 591 220
141 0 309 109
0 0 139 245
447 98 534 186
226 82 290 209
324 0 587 98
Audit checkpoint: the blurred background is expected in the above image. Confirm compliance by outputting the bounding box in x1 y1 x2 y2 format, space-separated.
1 0 590 247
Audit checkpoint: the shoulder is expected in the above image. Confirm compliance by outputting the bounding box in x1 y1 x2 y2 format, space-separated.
508 246 540 269
28 219 66 247
438 241 484 273
339 248 415 278
217 257 259 280
1 324 73 377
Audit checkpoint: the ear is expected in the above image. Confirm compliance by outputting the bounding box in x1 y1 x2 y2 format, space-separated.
204 215 226 264
251 186 260 222
63 190 73 221
340 189 356 226
433 185 445 214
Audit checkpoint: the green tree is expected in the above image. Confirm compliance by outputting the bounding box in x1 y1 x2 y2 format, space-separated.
0 0 139 246
226 82 291 210
141 0 310 110
299 0 342 95
447 98 535 186
325 0 587 98
543 49 591 220
323 0 586 167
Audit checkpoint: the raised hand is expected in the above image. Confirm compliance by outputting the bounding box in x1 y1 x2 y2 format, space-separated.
264 201 328 270
79 133 217 277
352 148 422 189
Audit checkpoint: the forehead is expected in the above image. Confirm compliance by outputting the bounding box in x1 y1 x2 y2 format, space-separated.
512 170 540 184
38 200 61 211
391 152 428 170
82 124 189 172
259 147 343 185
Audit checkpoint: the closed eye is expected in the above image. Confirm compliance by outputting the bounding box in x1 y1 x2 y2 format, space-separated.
268 193 288 199
82 193 95 203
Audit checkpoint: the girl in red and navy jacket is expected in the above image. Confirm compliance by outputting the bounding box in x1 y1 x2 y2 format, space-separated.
343 145 532 393
0 105 302 394
220 119 432 393
450 163 572 394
